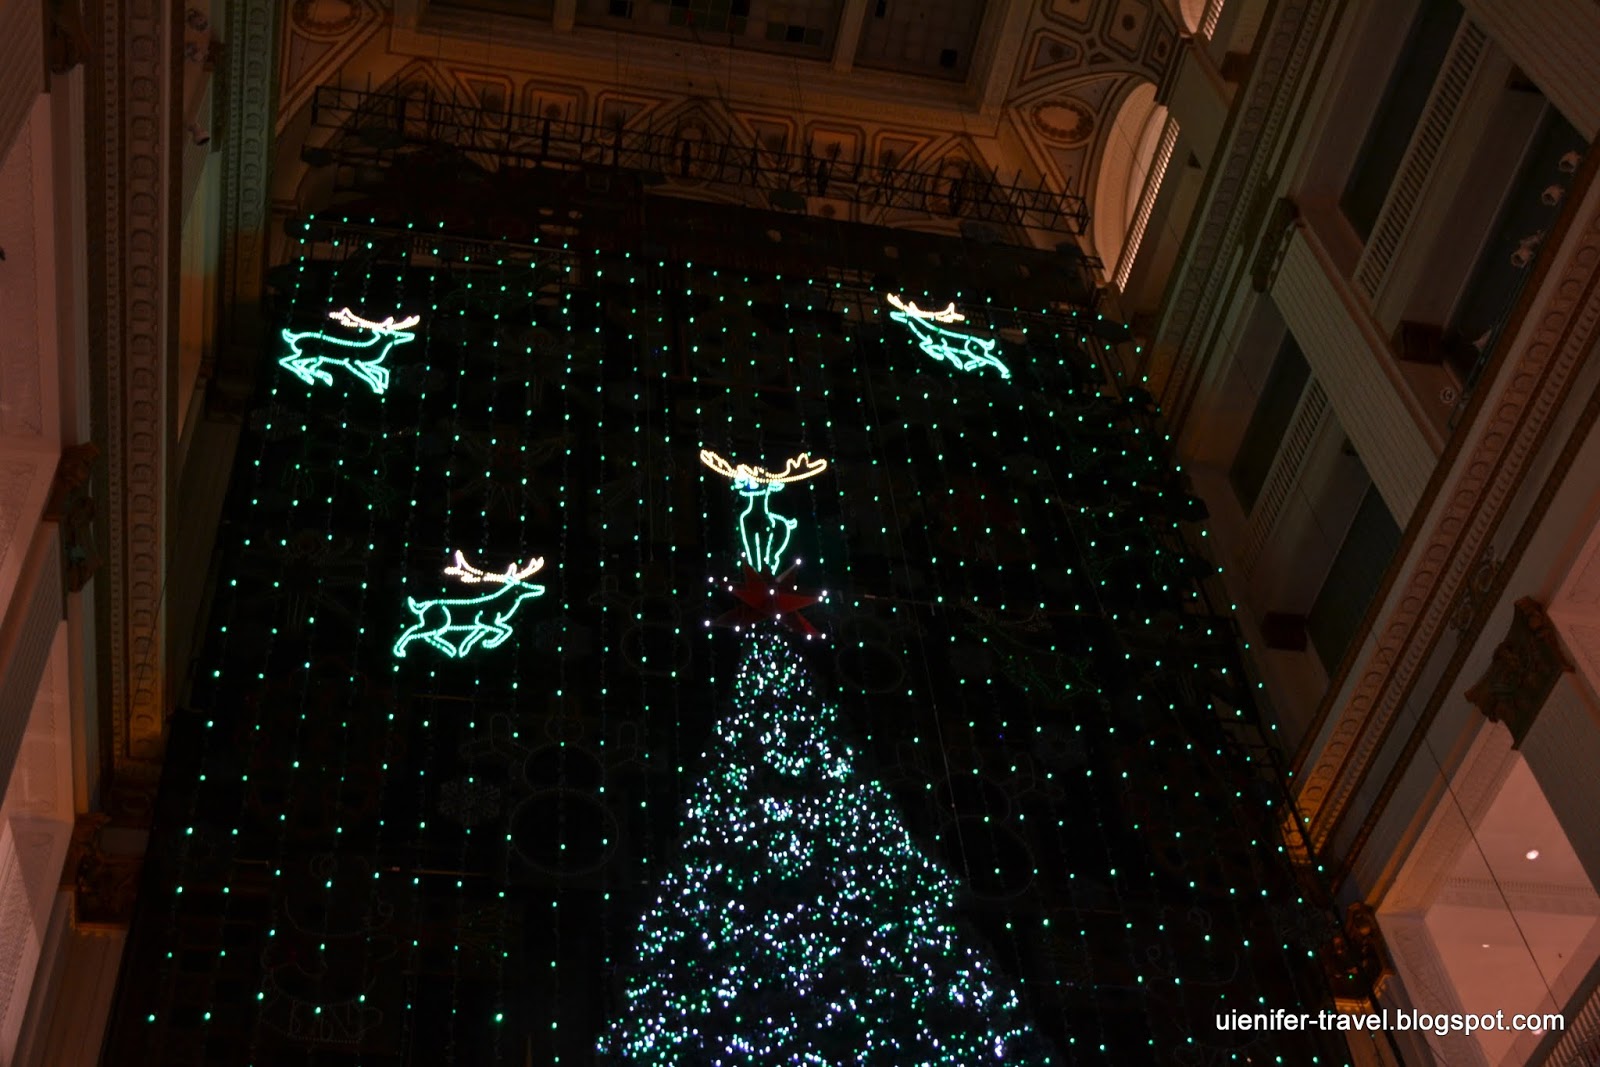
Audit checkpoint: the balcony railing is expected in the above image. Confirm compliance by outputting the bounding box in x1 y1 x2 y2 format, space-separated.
1351 19 1488 301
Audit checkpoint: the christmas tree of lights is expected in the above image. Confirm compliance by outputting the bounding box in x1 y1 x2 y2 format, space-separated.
601 633 1052 1065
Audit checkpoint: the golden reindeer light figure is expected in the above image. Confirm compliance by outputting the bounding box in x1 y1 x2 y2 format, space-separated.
699 450 828 575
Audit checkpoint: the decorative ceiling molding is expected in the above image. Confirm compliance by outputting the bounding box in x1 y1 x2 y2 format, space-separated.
1437 876 1600 915
277 0 386 135
269 0 1181 243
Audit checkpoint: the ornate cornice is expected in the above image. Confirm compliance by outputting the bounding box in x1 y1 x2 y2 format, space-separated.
215 0 281 399
1437 876 1600 915
1296 162 1600 854
84 0 177 771
1154 0 1335 424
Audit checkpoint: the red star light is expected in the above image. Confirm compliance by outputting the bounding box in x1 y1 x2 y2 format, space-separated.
710 562 825 638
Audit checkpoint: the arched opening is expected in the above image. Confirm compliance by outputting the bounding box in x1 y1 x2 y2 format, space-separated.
1092 83 1171 284
1179 0 1206 34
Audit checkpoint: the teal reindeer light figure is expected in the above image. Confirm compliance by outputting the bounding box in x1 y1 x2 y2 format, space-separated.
279 307 421 395
885 293 1010 380
699 450 829 575
393 552 546 660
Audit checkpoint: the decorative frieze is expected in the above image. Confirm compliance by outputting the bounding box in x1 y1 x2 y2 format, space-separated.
84 0 177 768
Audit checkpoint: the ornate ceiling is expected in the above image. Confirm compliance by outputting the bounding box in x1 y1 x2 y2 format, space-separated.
274 0 1181 253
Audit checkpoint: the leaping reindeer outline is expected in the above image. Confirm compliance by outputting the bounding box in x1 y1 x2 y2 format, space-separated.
699 450 828 575
885 293 1011 381
393 552 547 660
280 308 422 396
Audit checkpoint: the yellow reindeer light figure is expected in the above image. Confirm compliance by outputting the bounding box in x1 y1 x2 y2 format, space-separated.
699 450 828 575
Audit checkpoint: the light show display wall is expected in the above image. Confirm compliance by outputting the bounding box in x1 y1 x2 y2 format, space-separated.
106 205 1350 1066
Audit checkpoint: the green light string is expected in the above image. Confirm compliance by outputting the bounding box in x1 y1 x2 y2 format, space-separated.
601 632 1053 1065
392 255 449 1046
987 312 1314 1049
297 248 399 1065
153 217 328 1055
849 283 1003 1014
550 241 595 1062
892 310 1111 1055
241 238 386 1064
327 260 426 1063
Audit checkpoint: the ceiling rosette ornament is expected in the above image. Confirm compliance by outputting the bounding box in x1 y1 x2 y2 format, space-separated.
1029 97 1097 147
291 0 362 38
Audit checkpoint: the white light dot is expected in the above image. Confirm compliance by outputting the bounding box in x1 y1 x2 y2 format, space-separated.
1527 849 1541 861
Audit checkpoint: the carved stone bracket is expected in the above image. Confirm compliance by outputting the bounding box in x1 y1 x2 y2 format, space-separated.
1322 902 1396 1011
1250 197 1299 293
43 443 101 595
1465 597 1572 747
62 812 138 929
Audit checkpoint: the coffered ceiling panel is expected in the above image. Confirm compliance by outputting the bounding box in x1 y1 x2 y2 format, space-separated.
572 0 845 58
854 0 989 80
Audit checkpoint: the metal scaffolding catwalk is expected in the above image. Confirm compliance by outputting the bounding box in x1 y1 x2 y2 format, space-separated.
308 85 1090 239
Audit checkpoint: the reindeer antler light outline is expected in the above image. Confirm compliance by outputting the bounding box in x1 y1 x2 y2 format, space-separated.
699 449 829 486
444 551 545 585
329 307 422 334
885 292 966 325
